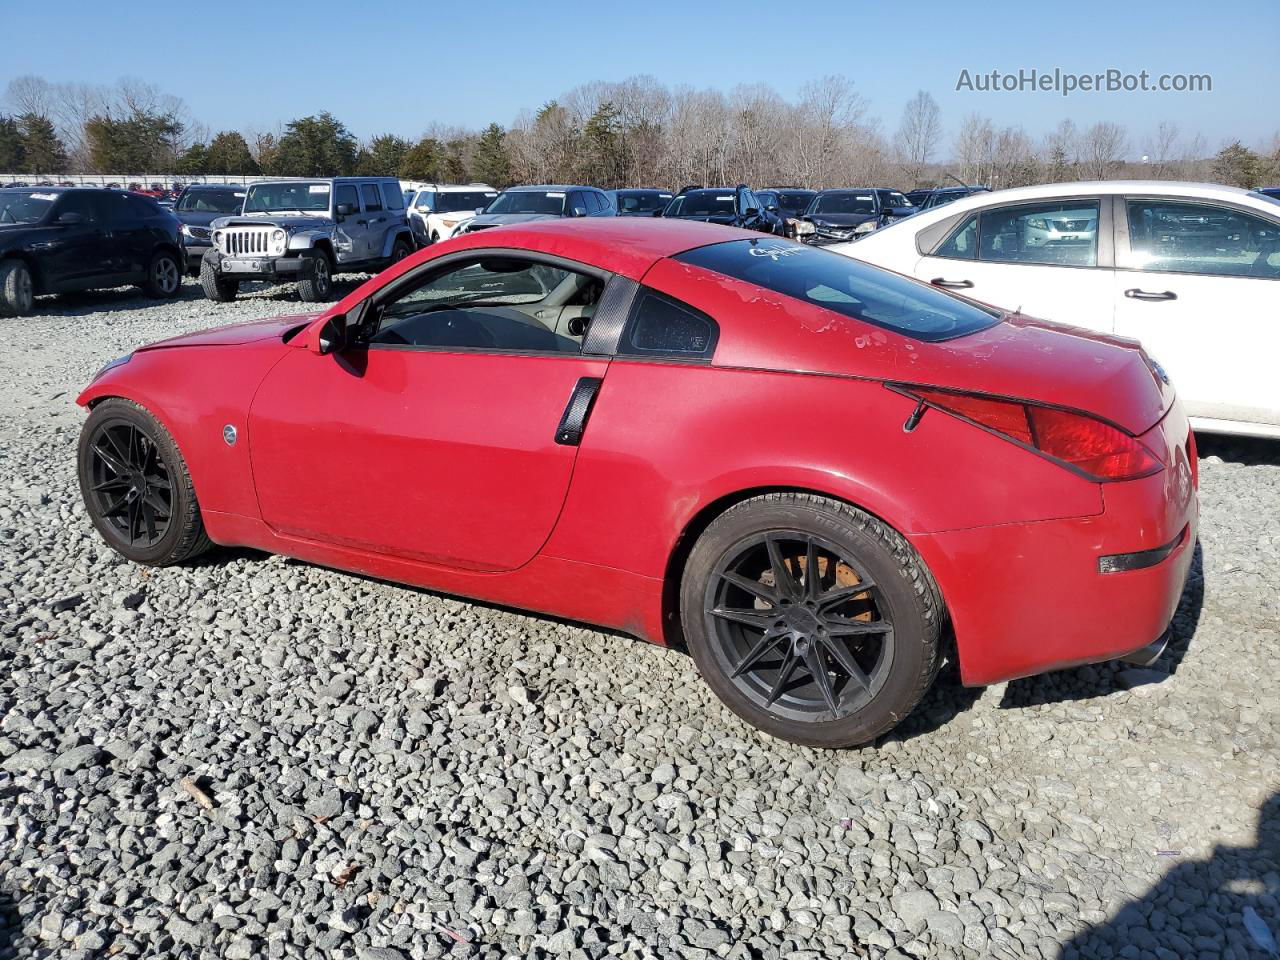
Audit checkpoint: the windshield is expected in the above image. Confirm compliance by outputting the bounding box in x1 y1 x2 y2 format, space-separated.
176 189 245 214
439 191 498 214
812 193 877 215
0 190 58 225
243 181 331 213
675 239 1000 342
666 192 736 217
485 190 566 215
777 191 816 215
617 191 672 214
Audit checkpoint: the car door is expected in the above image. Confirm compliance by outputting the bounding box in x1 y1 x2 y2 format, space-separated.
247 251 612 572
95 192 151 278
912 196 1114 330
333 183 362 266
1113 195 1280 427
357 182 388 260
380 180 407 247
42 191 112 289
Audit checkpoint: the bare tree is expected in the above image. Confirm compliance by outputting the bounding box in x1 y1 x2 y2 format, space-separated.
1080 121 1128 179
953 113 995 185
1041 119 1079 182
895 91 941 188
1142 121 1182 178
4 75 55 117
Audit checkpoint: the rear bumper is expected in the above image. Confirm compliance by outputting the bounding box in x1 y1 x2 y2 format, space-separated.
913 406 1198 686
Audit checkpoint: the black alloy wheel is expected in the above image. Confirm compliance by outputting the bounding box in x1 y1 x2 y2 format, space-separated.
84 419 174 549
705 531 893 720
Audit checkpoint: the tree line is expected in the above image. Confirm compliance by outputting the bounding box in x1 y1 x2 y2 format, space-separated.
3 73 1278 192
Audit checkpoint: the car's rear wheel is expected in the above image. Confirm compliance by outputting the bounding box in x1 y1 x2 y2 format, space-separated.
77 398 212 566
680 493 943 748
296 251 333 302
390 237 412 264
199 252 238 302
142 249 182 298
0 258 35 316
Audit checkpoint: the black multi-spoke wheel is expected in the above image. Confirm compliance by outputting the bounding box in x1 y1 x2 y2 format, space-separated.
77 399 212 566
681 493 943 748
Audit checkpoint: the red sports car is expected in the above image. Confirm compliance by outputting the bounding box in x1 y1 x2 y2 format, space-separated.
76 219 1197 747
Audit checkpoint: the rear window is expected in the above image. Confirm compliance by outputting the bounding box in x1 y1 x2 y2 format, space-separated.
674 239 1001 343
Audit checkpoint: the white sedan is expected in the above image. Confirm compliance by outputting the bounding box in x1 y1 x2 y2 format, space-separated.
832 181 1280 438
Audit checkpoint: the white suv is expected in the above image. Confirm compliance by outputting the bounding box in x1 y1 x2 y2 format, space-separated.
407 184 499 245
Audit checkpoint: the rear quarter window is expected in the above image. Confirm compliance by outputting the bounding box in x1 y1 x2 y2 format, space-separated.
620 289 718 360
674 239 1000 343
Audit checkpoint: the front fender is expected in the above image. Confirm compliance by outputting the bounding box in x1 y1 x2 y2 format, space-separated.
77 342 292 522
286 228 333 253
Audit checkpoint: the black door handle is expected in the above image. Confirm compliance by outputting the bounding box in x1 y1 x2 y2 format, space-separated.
555 377 603 446
931 277 974 289
1124 288 1177 301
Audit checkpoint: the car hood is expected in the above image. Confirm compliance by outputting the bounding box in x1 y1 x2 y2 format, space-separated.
467 213 562 227
210 214 333 230
138 313 319 351
807 213 878 227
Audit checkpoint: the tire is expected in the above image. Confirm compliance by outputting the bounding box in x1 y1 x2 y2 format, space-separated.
680 493 944 748
142 249 182 299
429 230 440 245
77 398 212 566
199 252 238 302
0 258 35 316
296 250 333 302
390 237 412 265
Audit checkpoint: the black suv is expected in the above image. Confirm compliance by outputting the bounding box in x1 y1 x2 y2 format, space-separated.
0 187 183 316
609 188 674 216
874 189 917 219
661 185 780 234
913 186 991 212
172 183 245 274
756 188 817 237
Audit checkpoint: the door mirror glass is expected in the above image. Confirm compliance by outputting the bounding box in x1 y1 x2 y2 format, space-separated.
571 206 588 218
57 211 85 225
475 207 485 216
336 203 356 217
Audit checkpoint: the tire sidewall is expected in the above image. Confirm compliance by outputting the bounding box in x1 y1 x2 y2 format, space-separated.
78 401 192 565
1 259 34 316
680 498 937 748
148 250 181 298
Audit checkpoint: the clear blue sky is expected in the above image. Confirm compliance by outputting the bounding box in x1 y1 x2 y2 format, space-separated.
5 0 1276 151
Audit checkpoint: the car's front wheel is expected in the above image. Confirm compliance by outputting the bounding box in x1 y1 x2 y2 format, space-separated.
77 398 212 566
0 258 35 316
199 252 238 302
296 251 333 302
680 493 943 748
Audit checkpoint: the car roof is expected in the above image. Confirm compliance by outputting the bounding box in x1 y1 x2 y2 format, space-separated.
436 184 494 191
612 188 671 194
430 217 758 281
508 184 599 192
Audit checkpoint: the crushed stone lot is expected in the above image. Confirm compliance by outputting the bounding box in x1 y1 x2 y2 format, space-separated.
1 281 1278 960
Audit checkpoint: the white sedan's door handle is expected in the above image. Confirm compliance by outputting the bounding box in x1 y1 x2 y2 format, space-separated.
1125 288 1178 302
931 277 974 289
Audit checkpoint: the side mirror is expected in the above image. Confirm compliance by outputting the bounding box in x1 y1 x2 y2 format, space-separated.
336 203 356 218
571 206 587 218
766 204 779 213
313 313 350 355
744 207 759 217
652 208 665 217
57 212 85 225
475 207 485 216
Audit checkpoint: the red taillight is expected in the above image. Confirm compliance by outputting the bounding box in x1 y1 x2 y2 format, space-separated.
904 386 1162 482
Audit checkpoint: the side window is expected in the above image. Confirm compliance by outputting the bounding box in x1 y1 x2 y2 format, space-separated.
97 193 134 225
1123 200 1280 279
335 184 358 212
381 181 404 210
126 194 160 219
364 256 600 354
935 215 978 260
52 192 98 223
978 200 1100 267
619 289 719 360
416 191 435 210
590 191 607 214
361 183 383 212
568 191 588 215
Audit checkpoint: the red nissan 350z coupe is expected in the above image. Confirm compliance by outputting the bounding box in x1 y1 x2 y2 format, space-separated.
76 219 1198 747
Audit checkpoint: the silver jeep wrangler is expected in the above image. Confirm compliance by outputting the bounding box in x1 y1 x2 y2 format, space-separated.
200 177 414 303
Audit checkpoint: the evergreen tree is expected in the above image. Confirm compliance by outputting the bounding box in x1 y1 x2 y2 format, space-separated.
206 131 259 175
272 113 357 177
472 123 510 187
1212 141 1261 189
356 134 410 177
17 113 67 174
0 116 23 172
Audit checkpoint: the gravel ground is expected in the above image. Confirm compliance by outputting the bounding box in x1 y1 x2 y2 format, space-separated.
1 280 1278 960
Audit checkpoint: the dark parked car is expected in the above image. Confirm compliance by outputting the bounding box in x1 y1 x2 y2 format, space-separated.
172 183 246 273
756 188 818 237
609 188 673 216
795 189 896 244
904 188 933 208
914 186 992 212
874 188 917 219
1256 187 1280 201
661 185 779 234
457 185 616 235
0 187 183 316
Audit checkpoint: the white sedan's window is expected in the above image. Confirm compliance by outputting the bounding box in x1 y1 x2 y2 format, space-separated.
1123 200 1280 279
977 201 1100 267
